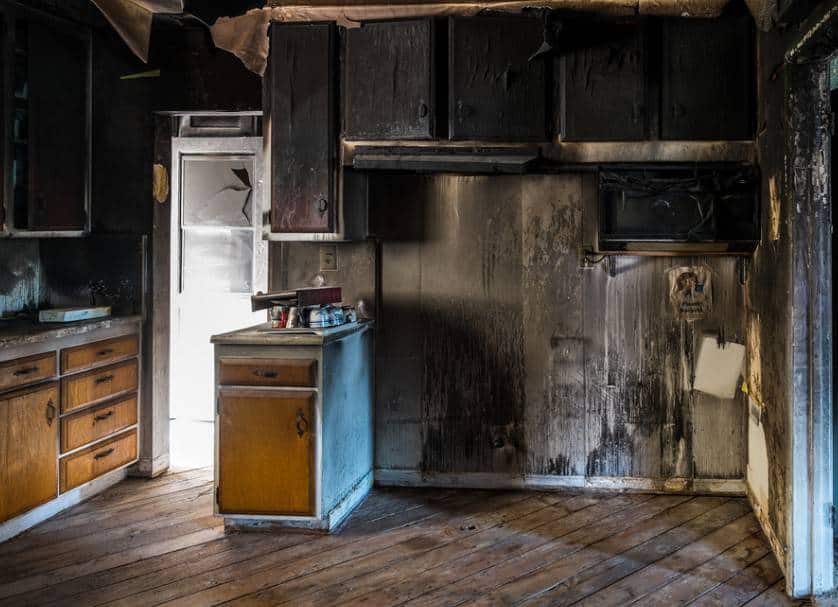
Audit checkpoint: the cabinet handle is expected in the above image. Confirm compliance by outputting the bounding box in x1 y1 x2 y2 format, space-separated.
253 370 278 379
317 198 328 215
94 448 115 460
45 399 56 427
418 102 428 118
95 374 114 385
14 366 39 376
96 348 114 357
295 409 309 438
94 410 114 423
456 100 472 122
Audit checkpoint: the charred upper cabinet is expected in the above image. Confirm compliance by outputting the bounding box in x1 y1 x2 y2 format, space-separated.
661 16 754 140
448 16 547 141
268 23 335 233
560 20 651 141
5 8 90 234
343 20 435 140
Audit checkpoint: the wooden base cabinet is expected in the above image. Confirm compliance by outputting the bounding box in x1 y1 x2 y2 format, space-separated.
212 322 374 533
0 383 58 523
218 389 315 516
0 317 141 539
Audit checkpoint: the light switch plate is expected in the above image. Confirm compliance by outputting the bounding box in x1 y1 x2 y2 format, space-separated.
319 245 338 271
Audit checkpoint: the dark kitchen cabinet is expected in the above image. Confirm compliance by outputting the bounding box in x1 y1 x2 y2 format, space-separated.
448 16 547 141
268 23 335 233
661 16 754 140
343 20 435 140
9 10 90 233
560 20 651 141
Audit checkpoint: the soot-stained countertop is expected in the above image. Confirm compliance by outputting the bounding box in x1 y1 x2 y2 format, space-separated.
0 315 142 349
212 321 373 347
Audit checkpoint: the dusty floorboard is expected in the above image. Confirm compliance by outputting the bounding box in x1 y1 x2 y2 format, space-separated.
0 468 805 606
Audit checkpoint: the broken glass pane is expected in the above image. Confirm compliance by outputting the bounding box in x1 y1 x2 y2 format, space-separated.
181 156 255 227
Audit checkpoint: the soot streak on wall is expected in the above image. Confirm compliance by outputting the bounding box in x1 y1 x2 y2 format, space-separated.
746 26 791 555
279 173 747 483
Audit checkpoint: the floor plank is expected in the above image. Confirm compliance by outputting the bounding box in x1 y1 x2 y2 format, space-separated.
0 469 799 607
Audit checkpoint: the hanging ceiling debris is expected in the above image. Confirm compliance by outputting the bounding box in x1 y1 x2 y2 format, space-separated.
212 0 736 75
90 0 184 62
93 0 777 75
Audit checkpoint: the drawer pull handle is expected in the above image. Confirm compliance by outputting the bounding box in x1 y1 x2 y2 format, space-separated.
45 400 56 426
253 370 278 379
295 409 309 438
95 374 115 385
96 348 115 357
94 411 114 423
14 366 39 376
94 448 115 460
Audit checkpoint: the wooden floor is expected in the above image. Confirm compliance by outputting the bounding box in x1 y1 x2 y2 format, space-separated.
0 468 806 607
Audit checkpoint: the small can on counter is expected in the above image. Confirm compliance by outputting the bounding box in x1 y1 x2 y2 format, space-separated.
269 305 288 329
287 306 300 328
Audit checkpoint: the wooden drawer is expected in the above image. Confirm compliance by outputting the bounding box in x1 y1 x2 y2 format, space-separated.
61 334 139 375
60 429 137 493
0 352 56 393
218 358 317 388
61 360 138 414
61 395 138 453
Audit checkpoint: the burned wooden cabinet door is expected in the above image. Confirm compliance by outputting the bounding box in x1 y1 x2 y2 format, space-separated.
661 16 754 140
448 16 547 141
269 23 335 233
560 19 651 141
343 20 435 140
12 13 89 232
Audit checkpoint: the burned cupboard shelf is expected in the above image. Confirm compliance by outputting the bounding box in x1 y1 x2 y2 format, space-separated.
0 3 92 237
267 13 756 238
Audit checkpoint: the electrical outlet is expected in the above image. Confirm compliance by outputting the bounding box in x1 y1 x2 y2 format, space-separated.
319 245 338 271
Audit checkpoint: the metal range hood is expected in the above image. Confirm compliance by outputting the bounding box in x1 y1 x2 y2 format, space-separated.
349 145 541 174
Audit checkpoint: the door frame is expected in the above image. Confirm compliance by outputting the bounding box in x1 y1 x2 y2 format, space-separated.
144 112 263 478
783 4 837 597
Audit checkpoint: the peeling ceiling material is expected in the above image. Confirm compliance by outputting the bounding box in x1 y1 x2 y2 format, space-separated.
90 0 183 62
212 0 731 75
212 8 272 75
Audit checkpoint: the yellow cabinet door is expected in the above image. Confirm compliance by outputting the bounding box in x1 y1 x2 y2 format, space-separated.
0 383 58 523
217 389 315 516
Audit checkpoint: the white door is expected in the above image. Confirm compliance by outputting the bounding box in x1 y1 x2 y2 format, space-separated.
170 137 267 424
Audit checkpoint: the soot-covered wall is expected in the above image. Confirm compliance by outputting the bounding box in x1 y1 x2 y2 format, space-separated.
277 174 748 486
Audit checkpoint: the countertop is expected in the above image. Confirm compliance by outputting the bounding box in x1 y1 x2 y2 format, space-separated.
0 315 143 349
211 321 373 347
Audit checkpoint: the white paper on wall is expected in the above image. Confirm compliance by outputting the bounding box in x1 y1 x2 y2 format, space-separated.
693 335 746 399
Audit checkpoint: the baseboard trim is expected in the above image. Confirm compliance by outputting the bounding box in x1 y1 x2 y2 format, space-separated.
225 470 374 534
0 467 127 544
374 470 746 496
746 479 787 580
131 452 170 478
